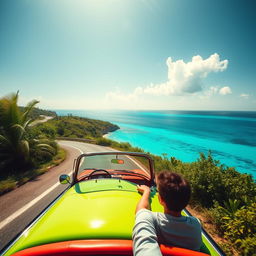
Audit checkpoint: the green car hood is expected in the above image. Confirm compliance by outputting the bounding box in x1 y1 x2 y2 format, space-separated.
4 179 163 255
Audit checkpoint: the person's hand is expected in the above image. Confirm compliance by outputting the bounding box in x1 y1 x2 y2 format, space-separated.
135 185 151 212
137 185 150 194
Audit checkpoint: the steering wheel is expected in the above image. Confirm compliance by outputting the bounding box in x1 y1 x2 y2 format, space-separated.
88 169 112 179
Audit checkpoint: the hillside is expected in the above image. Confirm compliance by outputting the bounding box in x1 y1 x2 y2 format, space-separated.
32 115 119 139
19 106 57 119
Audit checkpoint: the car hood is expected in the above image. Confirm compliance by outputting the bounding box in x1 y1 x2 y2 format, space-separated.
5 179 163 256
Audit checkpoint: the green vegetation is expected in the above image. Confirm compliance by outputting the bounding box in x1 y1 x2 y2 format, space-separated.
0 148 66 195
31 115 119 140
19 106 57 119
96 137 256 256
0 92 64 194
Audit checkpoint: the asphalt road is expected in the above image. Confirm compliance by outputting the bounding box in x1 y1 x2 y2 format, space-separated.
0 141 115 252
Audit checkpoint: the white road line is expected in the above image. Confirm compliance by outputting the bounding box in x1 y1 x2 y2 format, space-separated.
0 182 59 230
0 145 83 231
58 142 84 155
68 145 84 154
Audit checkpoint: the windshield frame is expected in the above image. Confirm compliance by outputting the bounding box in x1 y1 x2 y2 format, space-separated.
73 151 155 186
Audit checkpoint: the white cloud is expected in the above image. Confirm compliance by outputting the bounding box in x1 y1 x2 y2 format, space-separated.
240 93 250 99
164 53 228 95
106 53 229 102
219 86 232 95
200 85 233 99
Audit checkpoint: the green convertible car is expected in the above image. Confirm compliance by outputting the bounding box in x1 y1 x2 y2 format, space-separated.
2 152 224 256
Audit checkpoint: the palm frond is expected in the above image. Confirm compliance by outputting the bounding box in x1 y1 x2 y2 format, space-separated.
22 99 39 123
36 143 56 155
1 92 23 131
0 135 11 147
11 124 26 140
24 119 33 129
19 140 30 161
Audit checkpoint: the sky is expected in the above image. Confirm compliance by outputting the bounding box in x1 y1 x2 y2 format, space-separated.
0 0 255 110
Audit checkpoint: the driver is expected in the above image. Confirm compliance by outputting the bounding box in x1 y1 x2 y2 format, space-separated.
132 171 202 256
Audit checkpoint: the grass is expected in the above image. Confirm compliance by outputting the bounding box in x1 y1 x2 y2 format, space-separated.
0 148 66 195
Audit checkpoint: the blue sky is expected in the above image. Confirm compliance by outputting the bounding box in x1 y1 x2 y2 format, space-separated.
0 0 255 110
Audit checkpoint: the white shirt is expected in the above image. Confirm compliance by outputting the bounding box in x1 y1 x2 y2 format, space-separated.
132 209 202 256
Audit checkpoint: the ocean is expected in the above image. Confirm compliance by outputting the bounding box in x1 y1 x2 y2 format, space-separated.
56 110 256 179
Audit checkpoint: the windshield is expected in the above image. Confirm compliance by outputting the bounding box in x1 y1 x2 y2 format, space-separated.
75 152 154 183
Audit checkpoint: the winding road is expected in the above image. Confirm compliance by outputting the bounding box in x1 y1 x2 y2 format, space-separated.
0 140 115 252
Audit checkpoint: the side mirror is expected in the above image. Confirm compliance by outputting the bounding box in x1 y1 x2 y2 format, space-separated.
59 174 71 184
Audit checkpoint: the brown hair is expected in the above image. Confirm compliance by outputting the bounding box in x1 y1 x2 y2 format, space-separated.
157 171 191 212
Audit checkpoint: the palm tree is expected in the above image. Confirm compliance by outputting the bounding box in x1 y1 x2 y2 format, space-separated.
0 92 40 175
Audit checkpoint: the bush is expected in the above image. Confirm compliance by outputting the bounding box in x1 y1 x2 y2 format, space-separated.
29 123 57 140
221 168 256 206
161 152 256 209
237 235 256 256
210 202 256 255
30 139 58 165
96 137 112 146
224 203 256 241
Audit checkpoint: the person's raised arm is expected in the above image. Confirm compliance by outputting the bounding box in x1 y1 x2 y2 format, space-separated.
133 185 162 256
135 185 151 213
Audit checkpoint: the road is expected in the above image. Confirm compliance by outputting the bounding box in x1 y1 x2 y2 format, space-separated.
0 141 115 252
29 115 54 126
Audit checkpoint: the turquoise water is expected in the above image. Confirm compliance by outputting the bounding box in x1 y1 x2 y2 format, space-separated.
56 110 256 178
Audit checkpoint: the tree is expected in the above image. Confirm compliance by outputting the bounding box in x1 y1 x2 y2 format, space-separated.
0 92 55 176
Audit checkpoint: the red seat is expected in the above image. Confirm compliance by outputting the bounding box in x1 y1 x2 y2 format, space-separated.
11 239 210 256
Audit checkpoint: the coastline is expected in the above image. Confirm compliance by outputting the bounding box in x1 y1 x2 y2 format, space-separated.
56 110 256 179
